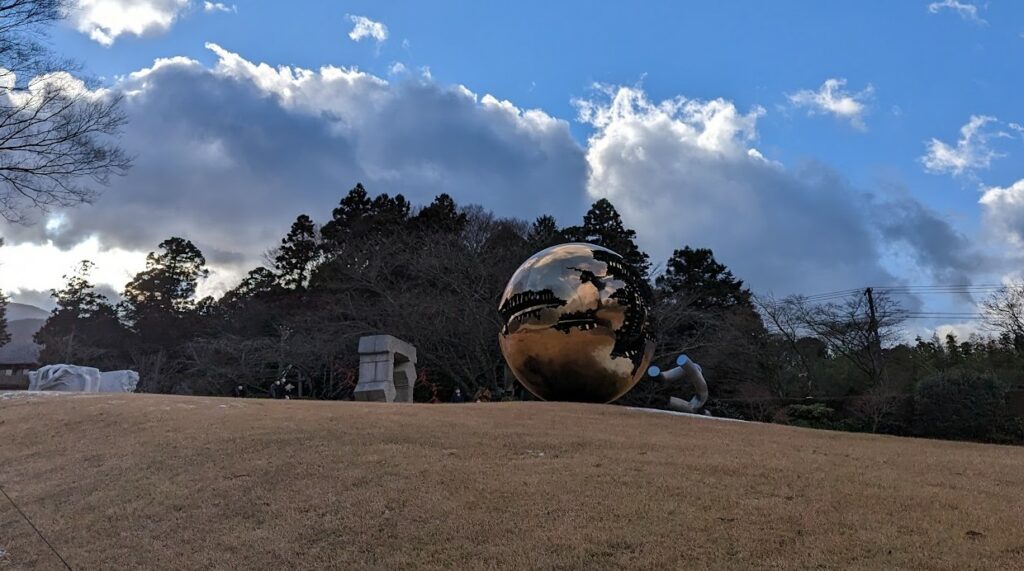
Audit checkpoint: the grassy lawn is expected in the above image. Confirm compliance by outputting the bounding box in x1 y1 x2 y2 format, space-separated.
2 393 1023 569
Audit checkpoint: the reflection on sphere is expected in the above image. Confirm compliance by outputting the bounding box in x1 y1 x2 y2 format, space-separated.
498 243 655 403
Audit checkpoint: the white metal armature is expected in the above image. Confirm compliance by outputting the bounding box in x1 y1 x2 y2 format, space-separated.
647 354 709 414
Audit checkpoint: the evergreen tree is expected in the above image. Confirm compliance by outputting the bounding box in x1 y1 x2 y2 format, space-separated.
526 215 563 250
274 214 319 289
49 261 108 316
656 247 752 310
121 237 209 343
412 194 467 234
370 193 412 228
320 183 373 244
34 261 126 366
564 199 650 276
320 183 410 247
223 267 281 304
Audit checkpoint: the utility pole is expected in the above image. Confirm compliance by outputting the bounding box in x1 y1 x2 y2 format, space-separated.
865 287 884 384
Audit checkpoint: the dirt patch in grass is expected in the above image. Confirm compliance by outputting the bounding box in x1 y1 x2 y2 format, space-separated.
2 394 1024 569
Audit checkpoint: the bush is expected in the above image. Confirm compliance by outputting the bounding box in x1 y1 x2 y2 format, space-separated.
782 403 837 430
913 371 1007 441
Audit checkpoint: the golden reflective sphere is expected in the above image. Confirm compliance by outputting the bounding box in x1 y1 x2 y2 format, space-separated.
498 243 656 403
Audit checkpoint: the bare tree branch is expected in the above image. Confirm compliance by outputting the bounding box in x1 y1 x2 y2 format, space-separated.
0 0 131 222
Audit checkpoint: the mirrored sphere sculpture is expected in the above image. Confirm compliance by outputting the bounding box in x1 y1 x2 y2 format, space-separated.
498 243 656 403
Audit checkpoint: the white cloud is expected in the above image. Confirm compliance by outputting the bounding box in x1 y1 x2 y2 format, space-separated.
72 0 190 46
575 86 981 297
1 45 585 297
203 2 236 13
934 321 987 342
577 86 897 294
921 115 1003 176
786 78 873 130
927 0 987 25
388 62 408 76
1 48 979 304
347 14 388 43
980 179 1024 247
0 237 146 299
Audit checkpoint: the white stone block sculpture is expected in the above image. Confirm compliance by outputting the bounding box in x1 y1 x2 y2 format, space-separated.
28 364 139 393
354 335 418 403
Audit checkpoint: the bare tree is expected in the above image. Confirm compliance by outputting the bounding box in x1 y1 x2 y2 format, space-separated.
0 0 130 222
759 292 904 390
799 291 904 386
983 282 1024 349
755 294 817 393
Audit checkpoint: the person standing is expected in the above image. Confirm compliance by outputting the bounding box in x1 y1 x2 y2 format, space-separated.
450 388 464 403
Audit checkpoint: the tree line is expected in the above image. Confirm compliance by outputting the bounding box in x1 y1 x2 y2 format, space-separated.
4 184 1024 444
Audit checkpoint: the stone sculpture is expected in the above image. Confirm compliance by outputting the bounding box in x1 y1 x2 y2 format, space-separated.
28 364 139 393
498 243 655 403
354 335 418 403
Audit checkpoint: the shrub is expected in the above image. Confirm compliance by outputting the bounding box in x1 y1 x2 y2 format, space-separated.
783 403 837 430
913 371 1007 441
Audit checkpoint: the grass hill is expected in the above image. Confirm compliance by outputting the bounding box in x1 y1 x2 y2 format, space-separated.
2 394 1023 569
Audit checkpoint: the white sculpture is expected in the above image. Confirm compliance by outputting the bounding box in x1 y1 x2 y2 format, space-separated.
28 364 139 393
354 335 417 403
647 354 709 414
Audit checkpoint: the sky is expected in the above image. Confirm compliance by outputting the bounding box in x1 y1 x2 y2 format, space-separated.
1 0 1023 339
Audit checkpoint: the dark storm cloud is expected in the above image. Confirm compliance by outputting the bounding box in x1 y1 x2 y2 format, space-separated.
875 194 989 295
2 47 588 265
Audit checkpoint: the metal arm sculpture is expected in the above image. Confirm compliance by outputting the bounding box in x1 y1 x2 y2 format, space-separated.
647 354 709 414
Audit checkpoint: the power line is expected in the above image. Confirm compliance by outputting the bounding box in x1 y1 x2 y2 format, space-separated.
801 284 1008 301
0 485 73 570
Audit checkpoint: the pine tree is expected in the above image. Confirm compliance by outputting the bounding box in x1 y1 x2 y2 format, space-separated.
526 215 563 250
321 183 411 246
223 267 281 304
122 237 209 326
412 194 467 234
274 214 319 289
320 183 373 244
565 199 651 276
656 247 752 310
34 260 126 366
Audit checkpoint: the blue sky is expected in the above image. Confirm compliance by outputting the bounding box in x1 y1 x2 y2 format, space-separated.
54 1 1023 195
2 0 1024 337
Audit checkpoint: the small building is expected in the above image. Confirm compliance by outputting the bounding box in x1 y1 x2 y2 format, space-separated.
0 341 39 390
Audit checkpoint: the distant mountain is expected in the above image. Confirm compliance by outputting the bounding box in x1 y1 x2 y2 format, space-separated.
7 302 50 322
1 303 47 365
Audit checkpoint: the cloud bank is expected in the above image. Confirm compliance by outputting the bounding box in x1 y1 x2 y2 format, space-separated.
0 46 981 304
1 44 587 294
980 179 1024 248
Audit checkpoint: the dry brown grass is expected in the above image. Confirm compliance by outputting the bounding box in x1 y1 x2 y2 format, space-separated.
2 394 1024 570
